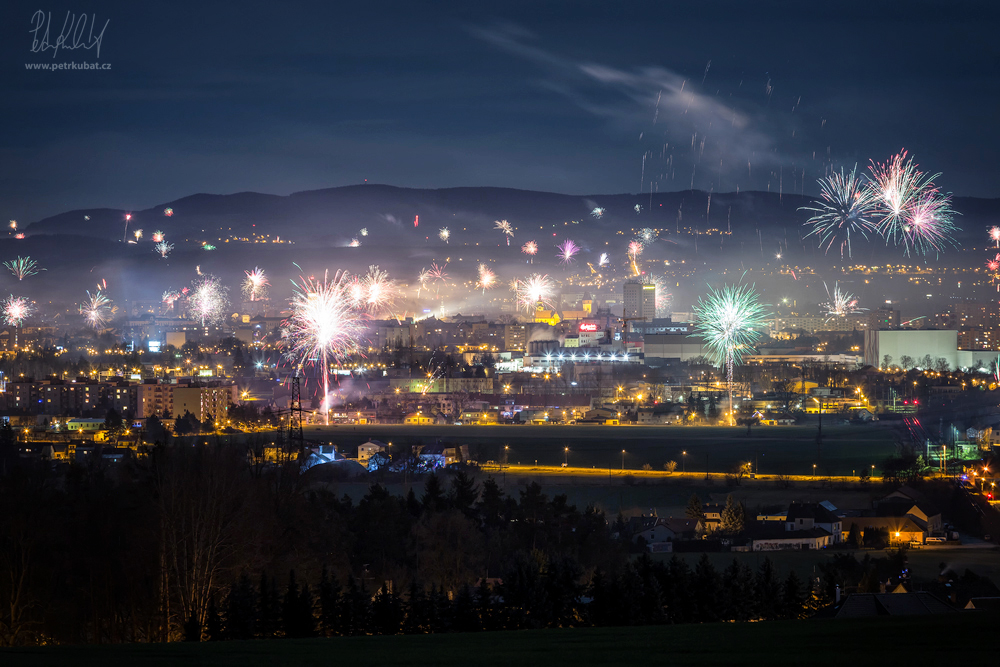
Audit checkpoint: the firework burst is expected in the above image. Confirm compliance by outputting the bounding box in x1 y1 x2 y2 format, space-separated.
897 190 958 256
163 208 174 217
151 230 165 243
634 204 642 214
359 265 399 315
242 267 269 301
162 290 182 311
991 226 1000 248
643 275 673 318
359 228 368 237
477 263 497 293
821 282 866 321
348 238 361 247
636 228 657 245
2 295 33 326
4 256 41 281
187 275 230 326
79 290 114 329
801 166 879 258
556 239 580 265
591 207 605 218
494 219 514 245
133 229 143 241
282 270 367 424
439 227 450 243
154 241 173 258
692 283 769 425
512 273 555 312
599 253 610 267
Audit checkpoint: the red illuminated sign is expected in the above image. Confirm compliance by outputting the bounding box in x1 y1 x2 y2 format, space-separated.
579 323 599 332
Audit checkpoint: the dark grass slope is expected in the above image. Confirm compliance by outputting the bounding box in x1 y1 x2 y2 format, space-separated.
3 613 996 667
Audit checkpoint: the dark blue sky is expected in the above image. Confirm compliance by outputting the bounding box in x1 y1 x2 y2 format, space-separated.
3 0 998 221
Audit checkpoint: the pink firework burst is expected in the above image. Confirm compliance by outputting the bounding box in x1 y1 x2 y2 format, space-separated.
556 239 579 264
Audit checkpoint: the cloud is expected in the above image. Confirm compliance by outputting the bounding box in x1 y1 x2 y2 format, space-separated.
472 23 786 191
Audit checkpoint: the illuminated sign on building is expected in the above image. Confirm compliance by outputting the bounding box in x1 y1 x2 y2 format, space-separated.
579 322 600 332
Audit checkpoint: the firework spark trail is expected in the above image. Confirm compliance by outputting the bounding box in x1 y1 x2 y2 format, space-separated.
439 227 450 243
242 267 269 301
416 268 431 297
692 282 769 425
4 256 41 281
494 220 514 245
427 263 449 299
821 282 866 321
591 207 605 218
477 263 497 293
282 270 367 424
627 241 643 275
154 241 173 258
557 239 579 265
800 166 879 258
152 231 165 243
511 273 555 312
80 290 114 329
2 295 33 326
187 275 230 326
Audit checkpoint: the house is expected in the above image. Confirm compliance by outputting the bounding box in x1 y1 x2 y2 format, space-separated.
748 521 832 551
358 440 387 464
417 443 446 468
632 516 703 547
839 516 926 545
786 502 843 543
702 502 724 532
833 592 955 618
404 412 436 425
759 411 795 426
877 486 943 534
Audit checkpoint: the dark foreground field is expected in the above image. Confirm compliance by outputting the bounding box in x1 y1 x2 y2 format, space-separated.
3 614 994 666
305 423 898 477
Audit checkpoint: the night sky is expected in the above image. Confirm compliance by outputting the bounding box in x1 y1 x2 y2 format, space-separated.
3 0 999 222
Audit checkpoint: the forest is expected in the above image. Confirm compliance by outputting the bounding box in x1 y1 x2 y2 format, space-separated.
0 440 899 646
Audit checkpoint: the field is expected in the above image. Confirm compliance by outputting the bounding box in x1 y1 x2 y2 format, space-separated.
303 423 898 477
2 614 994 666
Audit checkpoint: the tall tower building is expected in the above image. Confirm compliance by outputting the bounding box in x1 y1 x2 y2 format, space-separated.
623 281 655 322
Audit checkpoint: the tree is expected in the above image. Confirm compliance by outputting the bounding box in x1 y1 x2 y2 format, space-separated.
685 494 704 522
720 494 745 534
145 414 168 444
882 354 893 370
663 460 678 473
934 357 950 373
920 354 933 370
422 473 446 512
899 355 914 371
847 523 862 548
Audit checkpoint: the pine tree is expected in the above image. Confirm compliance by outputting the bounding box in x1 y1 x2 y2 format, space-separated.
298 583 316 637
451 584 479 632
693 553 722 622
372 584 403 635
282 570 302 637
685 494 704 521
422 473 445 512
205 595 222 641
318 567 341 637
224 573 257 640
403 581 426 634
781 570 806 619
720 494 745 534
475 579 493 631
755 557 782 621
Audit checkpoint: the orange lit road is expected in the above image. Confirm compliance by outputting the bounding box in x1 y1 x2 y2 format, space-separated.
483 463 872 484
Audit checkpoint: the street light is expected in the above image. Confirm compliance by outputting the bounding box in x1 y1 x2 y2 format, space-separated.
621 449 626 470
682 450 687 473
564 446 569 466
813 463 817 478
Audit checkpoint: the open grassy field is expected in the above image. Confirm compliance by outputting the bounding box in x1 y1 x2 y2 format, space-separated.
304 423 898 477
2 614 995 666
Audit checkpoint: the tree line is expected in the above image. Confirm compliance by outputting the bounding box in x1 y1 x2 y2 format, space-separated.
0 442 831 646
